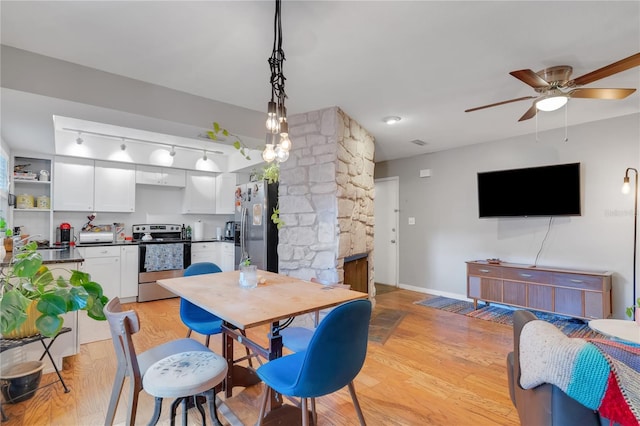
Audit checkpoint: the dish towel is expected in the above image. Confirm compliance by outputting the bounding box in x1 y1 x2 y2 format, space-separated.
519 320 640 426
144 244 184 272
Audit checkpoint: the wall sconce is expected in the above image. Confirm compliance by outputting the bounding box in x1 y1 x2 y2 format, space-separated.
622 167 638 314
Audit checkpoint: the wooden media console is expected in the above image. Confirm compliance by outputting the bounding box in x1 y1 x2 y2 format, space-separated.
466 260 612 319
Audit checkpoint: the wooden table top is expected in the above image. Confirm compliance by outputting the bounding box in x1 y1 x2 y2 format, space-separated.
157 270 367 330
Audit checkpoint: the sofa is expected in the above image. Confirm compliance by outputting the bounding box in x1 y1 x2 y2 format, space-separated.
506 310 607 426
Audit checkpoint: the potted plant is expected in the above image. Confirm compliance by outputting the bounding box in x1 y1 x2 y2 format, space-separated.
0 242 108 338
626 297 640 325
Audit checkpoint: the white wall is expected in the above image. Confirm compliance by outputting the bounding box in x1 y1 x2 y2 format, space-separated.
375 113 640 318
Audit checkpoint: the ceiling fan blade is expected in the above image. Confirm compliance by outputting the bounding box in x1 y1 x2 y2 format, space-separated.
518 104 538 122
509 69 550 89
571 52 640 86
465 96 537 113
569 87 636 99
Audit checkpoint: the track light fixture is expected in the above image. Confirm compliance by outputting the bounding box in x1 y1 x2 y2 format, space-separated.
202 150 208 161
263 0 292 163
170 146 176 157
76 132 83 145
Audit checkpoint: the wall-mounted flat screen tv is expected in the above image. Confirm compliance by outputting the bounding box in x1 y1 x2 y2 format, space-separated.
477 162 581 218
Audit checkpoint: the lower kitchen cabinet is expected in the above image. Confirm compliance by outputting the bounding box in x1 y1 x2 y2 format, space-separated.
77 246 121 344
120 245 139 301
191 241 235 272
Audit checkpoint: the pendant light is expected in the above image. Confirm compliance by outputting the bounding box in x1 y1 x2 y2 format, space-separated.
263 0 291 163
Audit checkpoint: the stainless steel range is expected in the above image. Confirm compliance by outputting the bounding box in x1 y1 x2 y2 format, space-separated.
133 224 191 302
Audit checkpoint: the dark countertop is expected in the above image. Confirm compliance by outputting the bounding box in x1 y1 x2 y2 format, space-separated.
75 238 234 247
1 247 85 267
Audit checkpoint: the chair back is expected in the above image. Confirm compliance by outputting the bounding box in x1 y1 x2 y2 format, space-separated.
184 262 222 277
104 297 142 381
294 299 372 397
180 262 223 319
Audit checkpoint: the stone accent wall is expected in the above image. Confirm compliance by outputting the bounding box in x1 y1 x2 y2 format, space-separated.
278 106 375 301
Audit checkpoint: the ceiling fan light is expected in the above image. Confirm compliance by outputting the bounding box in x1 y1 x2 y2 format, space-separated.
536 95 568 112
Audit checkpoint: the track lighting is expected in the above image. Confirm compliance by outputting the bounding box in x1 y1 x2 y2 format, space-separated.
170 146 176 157
202 150 208 161
76 132 83 144
120 143 126 151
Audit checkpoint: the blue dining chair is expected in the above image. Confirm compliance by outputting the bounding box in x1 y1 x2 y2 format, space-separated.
181 262 256 366
180 262 224 347
256 299 372 426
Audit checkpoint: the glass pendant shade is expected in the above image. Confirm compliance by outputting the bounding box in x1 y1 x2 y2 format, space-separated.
622 176 631 194
274 144 289 163
263 143 276 162
279 133 292 152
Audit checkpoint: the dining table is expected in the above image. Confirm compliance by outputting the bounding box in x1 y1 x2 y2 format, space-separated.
157 269 368 423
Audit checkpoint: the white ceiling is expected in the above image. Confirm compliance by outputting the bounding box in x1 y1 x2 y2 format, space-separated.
1 1 639 163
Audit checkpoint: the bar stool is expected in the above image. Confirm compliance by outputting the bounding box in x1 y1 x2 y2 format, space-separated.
143 350 228 426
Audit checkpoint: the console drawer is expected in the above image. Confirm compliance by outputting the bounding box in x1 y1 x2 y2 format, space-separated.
503 268 551 284
552 273 604 291
467 263 502 279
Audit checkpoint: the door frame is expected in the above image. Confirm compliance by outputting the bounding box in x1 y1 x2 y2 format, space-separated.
374 176 399 288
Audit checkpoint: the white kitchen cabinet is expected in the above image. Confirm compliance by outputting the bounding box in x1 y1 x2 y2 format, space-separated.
182 171 216 214
120 245 139 301
53 157 95 211
12 155 54 243
219 242 235 272
191 241 221 266
215 173 237 214
94 161 136 212
136 165 186 187
77 246 121 344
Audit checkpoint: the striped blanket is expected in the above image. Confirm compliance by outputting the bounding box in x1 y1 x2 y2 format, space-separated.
519 320 640 426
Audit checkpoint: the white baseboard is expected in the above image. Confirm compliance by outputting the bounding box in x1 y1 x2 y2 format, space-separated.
396 283 472 302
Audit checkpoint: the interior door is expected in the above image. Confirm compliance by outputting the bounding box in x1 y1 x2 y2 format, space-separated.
374 177 399 287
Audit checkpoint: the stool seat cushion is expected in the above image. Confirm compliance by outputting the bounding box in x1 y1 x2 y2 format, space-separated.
138 338 210 377
143 351 228 398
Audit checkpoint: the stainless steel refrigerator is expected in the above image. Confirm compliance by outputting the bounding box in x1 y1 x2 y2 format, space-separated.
234 180 279 272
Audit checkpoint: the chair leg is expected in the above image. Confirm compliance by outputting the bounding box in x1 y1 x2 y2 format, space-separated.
205 334 210 347
194 394 207 426
256 385 271 425
182 398 188 426
311 397 317 425
348 381 366 426
104 367 126 426
301 397 309 426
148 397 163 426
204 389 223 426
127 374 143 426
186 329 193 338
169 397 183 426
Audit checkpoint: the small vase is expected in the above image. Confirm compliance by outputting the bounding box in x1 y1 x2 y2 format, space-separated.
2 301 40 339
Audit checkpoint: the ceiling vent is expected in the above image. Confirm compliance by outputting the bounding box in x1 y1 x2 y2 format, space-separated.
410 139 427 146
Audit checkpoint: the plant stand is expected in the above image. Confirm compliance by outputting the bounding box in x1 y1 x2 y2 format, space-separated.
0 327 71 421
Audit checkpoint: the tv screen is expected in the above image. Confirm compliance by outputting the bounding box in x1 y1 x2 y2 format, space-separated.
477 162 581 218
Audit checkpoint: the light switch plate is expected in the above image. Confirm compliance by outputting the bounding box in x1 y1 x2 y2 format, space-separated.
408 217 416 225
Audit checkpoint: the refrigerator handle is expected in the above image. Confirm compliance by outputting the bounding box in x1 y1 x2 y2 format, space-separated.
241 205 247 261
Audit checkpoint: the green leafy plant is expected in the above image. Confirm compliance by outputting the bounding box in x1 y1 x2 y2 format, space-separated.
626 297 640 319
271 206 285 230
0 242 108 338
240 257 251 267
208 122 252 161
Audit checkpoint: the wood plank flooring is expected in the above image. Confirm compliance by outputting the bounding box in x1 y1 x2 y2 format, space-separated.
1 289 520 425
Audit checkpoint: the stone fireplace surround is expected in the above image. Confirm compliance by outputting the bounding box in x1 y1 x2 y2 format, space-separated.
277 107 375 326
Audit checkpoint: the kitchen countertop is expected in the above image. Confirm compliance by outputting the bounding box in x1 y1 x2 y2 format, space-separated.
75 238 234 247
1 247 85 267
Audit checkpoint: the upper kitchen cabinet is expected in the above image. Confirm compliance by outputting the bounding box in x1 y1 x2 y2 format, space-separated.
136 165 186 187
53 157 136 212
53 157 94 211
94 161 135 212
12 155 54 242
182 171 216 214
215 173 236 215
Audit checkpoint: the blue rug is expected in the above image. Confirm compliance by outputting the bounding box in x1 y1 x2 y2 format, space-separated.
416 296 605 339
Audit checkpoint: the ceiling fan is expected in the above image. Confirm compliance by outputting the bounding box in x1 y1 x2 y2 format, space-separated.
465 52 640 121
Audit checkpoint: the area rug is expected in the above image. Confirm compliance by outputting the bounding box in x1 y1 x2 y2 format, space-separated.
415 296 605 339
368 308 407 344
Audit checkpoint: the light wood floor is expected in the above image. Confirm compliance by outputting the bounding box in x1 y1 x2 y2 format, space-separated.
1 288 520 425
